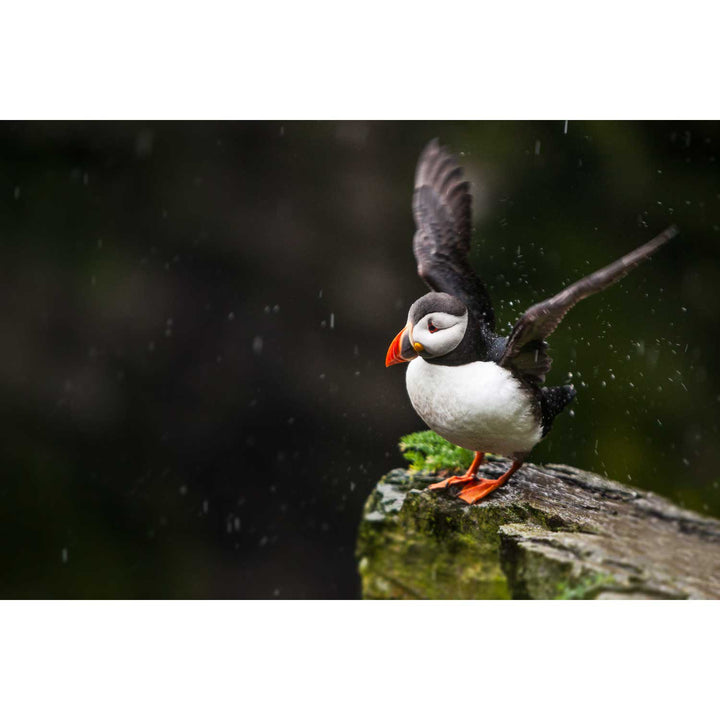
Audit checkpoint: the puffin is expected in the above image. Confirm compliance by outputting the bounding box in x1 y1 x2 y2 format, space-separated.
385 139 678 505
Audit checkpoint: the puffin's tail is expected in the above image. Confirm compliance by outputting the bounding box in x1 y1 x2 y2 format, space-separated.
540 384 576 437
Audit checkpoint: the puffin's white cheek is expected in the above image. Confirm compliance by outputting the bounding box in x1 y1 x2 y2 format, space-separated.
439 326 465 354
417 325 465 357
411 328 430 348
413 328 442 353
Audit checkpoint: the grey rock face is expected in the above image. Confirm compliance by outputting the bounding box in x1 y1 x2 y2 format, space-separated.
356 460 720 599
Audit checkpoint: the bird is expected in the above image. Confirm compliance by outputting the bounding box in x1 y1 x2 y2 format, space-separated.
385 138 678 505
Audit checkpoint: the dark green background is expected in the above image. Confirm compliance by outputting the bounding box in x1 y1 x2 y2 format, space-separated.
1 121 717 597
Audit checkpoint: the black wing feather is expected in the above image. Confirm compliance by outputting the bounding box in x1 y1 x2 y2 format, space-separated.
412 139 495 331
500 225 678 384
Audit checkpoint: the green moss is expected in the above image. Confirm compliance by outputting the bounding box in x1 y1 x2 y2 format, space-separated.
554 573 618 600
399 430 475 473
357 470 514 599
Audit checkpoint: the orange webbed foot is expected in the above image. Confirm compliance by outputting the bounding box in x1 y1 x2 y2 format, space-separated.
428 475 474 491
456 478 504 504
455 459 524 504
427 451 486 492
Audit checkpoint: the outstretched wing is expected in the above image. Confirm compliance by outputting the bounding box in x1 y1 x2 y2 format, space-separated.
412 139 495 331
500 225 679 384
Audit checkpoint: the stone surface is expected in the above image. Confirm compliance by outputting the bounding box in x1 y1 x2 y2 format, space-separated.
356 459 720 599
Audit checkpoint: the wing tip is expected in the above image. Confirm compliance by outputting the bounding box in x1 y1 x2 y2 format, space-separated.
415 137 460 189
633 223 679 262
662 224 680 242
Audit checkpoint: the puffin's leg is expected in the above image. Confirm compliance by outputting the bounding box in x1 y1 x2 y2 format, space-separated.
428 452 485 491
456 460 523 504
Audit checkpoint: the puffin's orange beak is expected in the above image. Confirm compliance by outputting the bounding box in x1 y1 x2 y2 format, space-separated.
385 324 417 367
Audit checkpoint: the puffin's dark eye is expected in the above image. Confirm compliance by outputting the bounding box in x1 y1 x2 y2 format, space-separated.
427 319 438 333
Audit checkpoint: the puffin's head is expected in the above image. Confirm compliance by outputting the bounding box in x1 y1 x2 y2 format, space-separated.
385 292 469 366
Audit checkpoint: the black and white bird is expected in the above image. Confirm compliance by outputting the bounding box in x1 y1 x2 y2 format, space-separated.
386 139 678 504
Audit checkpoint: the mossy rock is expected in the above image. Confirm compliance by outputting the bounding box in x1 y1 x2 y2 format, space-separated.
357 459 720 599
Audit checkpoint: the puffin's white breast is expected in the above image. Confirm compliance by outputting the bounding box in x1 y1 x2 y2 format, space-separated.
405 358 542 456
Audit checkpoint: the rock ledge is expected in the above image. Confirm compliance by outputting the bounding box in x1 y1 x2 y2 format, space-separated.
356 459 720 599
